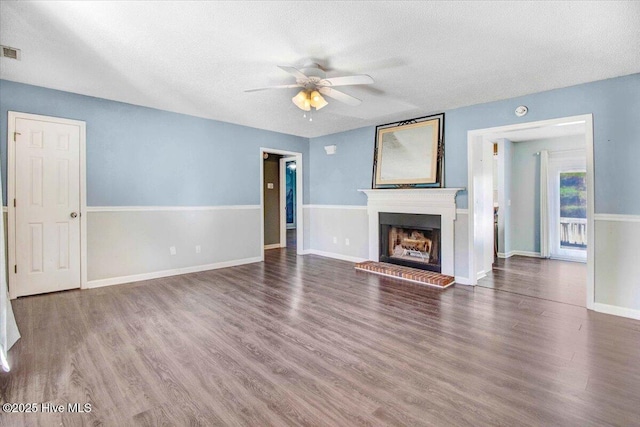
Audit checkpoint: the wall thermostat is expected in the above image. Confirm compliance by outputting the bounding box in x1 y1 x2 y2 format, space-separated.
515 105 528 117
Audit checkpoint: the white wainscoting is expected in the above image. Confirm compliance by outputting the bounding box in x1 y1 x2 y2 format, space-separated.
594 214 640 318
87 206 262 287
87 257 262 288
303 205 369 262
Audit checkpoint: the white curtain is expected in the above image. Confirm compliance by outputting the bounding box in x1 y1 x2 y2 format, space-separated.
1 163 20 371
539 150 551 258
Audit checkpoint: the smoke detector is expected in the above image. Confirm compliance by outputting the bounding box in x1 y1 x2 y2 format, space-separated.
1 45 21 60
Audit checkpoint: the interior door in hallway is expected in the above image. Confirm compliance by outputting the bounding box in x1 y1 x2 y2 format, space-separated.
13 116 81 296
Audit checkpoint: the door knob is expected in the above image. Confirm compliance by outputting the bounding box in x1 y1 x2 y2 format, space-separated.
70 212 78 218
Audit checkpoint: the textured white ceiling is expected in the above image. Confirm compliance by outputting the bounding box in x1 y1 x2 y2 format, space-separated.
1 1 639 138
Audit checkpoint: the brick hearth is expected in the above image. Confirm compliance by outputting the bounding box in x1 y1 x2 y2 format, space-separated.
355 261 455 288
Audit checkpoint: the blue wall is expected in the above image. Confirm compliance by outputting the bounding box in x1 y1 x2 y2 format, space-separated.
3 74 638 212
309 73 640 214
0 80 310 206
309 127 375 206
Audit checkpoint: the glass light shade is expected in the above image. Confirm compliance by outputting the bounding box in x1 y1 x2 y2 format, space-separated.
292 90 311 111
313 93 328 110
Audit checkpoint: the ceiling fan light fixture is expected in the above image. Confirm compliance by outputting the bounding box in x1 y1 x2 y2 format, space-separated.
309 90 328 110
292 90 311 111
254 62 374 115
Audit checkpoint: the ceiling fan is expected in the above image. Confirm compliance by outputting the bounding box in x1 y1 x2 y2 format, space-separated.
245 61 374 114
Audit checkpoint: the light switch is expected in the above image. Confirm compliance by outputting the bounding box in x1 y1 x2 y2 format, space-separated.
267 183 274 189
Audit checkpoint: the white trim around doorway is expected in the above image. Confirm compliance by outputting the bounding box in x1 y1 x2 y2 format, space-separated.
466 114 595 310
259 148 303 260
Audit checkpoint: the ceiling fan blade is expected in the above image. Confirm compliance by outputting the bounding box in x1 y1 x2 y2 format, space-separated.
244 84 301 92
277 65 309 80
319 87 362 106
318 75 374 87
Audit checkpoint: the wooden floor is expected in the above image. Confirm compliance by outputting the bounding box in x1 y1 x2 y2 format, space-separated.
478 256 587 307
2 247 640 426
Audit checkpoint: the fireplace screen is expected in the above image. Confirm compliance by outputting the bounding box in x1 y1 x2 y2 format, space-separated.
389 227 434 264
381 226 441 271
379 213 441 272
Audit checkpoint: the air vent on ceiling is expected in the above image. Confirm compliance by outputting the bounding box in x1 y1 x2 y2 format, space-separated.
1 45 21 60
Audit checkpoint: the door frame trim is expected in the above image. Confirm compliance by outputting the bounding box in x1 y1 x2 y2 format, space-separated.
7 111 87 299
466 114 595 310
260 148 303 260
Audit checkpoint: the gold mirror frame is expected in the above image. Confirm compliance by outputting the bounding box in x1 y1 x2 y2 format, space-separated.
372 113 444 188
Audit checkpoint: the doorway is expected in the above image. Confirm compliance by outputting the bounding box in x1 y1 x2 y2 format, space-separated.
260 148 303 260
548 158 587 262
7 112 87 298
467 115 594 309
279 157 297 250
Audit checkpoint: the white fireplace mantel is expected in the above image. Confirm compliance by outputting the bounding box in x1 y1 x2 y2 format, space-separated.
358 188 464 276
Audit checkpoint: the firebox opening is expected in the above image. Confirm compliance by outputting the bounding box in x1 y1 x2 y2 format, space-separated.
379 213 441 273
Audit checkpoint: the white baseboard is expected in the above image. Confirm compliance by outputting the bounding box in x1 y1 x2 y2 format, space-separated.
264 243 282 250
86 256 262 289
454 276 472 285
304 249 367 263
549 255 586 263
476 270 487 280
498 250 541 259
593 303 640 320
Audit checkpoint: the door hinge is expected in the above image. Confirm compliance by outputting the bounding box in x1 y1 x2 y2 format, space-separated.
13 198 16 207
13 132 21 142
14 265 17 274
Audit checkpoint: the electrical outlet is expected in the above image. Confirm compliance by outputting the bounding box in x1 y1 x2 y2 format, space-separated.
345 238 350 246
169 246 176 255
195 245 201 254
267 183 274 189
332 236 337 244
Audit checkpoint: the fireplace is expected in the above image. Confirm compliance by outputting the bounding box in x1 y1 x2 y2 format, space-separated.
359 188 463 277
379 213 441 273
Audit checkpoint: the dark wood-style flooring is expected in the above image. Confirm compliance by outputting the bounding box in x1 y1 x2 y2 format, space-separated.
2 245 640 426
478 256 587 307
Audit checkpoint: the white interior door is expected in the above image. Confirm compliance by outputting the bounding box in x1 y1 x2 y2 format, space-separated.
13 117 81 296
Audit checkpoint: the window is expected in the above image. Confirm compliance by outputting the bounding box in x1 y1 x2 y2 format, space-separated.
559 172 587 250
